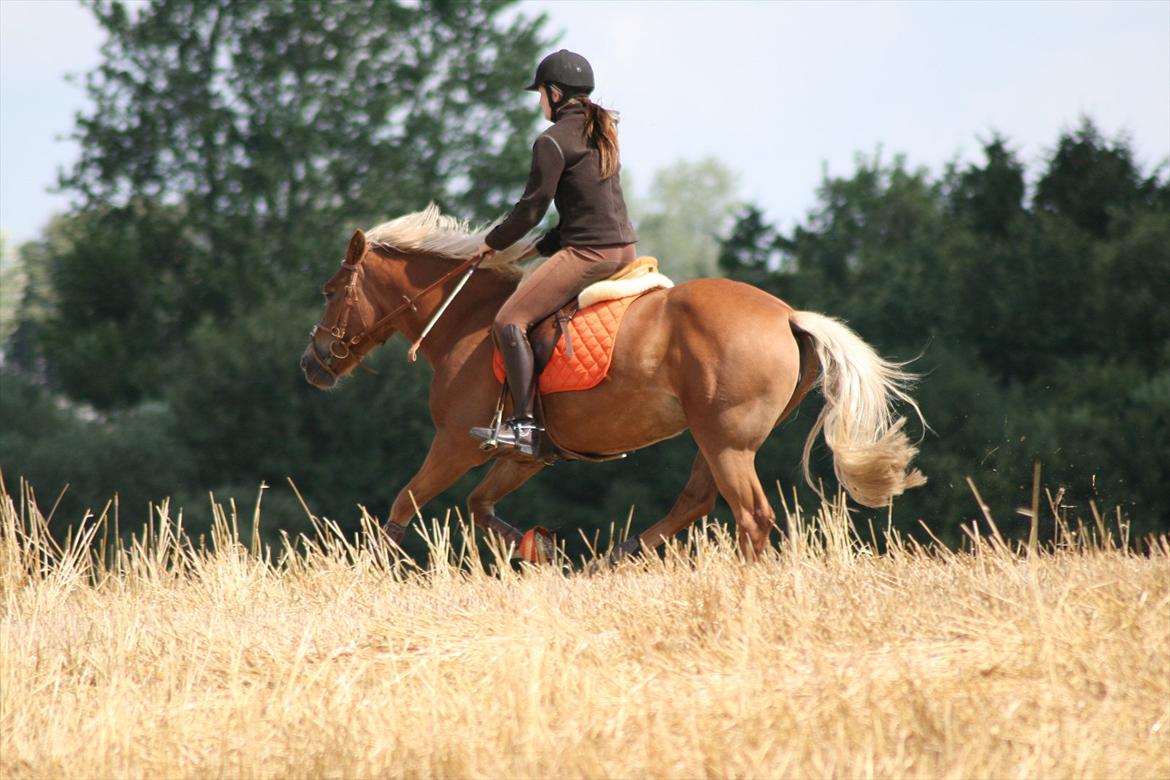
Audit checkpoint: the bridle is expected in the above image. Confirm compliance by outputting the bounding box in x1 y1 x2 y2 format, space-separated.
307 259 383 379
307 246 483 379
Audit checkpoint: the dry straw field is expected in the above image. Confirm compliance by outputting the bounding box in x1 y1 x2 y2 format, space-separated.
2 478 1168 779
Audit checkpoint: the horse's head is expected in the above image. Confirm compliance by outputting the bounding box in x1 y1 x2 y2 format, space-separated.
301 229 387 389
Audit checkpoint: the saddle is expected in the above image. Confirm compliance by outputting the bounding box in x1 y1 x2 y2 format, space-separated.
488 257 673 462
492 257 674 394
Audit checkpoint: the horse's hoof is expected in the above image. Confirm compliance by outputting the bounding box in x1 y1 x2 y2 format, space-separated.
586 536 642 574
519 527 554 564
485 515 523 546
382 521 409 547
608 536 643 565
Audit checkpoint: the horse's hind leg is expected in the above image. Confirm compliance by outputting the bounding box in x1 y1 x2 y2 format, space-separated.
696 446 775 561
621 451 717 556
685 395 782 560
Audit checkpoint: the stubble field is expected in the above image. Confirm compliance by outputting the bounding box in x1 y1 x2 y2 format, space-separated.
2 481 1168 779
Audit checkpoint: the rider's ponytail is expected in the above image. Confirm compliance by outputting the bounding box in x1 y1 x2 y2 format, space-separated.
578 97 620 180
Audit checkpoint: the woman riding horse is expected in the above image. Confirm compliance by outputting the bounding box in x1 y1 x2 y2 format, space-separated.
468 49 638 458
301 55 926 562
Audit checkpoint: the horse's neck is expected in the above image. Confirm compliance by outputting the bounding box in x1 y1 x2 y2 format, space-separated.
374 252 516 367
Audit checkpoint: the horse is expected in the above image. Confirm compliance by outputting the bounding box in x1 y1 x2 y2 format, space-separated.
300 206 925 561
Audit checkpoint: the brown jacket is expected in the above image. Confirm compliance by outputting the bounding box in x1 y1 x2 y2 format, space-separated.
485 103 637 255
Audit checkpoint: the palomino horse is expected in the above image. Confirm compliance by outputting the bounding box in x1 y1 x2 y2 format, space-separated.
301 207 925 561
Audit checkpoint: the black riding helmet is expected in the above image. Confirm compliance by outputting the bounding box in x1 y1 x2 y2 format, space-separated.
526 50 594 120
525 49 595 93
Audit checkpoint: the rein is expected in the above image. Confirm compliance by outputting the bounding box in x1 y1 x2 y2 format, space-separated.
309 249 483 378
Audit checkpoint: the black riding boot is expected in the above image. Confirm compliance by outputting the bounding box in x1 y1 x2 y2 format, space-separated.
469 324 544 457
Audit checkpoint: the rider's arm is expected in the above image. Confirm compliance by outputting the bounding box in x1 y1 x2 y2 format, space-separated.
484 134 565 252
535 227 561 257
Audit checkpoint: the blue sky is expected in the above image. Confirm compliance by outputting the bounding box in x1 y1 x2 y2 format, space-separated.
1 0 1167 246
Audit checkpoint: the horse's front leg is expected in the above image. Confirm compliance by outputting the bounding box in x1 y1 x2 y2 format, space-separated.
467 457 548 556
384 434 489 544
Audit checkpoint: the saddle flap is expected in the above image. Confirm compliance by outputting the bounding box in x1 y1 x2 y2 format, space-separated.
528 302 576 374
491 294 641 395
490 258 674 395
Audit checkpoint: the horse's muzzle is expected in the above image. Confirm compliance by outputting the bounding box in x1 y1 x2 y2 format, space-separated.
300 346 337 389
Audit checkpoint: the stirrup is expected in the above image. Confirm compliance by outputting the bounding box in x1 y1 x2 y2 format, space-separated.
471 417 542 457
470 383 509 451
500 417 543 458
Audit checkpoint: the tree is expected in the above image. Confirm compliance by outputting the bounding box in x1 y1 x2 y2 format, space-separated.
17 203 200 407
947 134 1026 238
631 157 740 279
3 0 556 538
69 0 548 225
36 0 551 410
1034 117 1147 239
717 204 780 288
717 129 1170 540
0 231 23 353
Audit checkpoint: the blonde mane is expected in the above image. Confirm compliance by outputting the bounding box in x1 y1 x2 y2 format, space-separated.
365 203 538 279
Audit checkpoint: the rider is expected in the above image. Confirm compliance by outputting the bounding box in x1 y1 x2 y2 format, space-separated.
469 50 638 457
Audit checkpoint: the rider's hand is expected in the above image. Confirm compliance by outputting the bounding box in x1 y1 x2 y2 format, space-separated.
473 241 496 262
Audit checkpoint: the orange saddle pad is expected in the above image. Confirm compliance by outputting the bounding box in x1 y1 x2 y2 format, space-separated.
492 294 640 395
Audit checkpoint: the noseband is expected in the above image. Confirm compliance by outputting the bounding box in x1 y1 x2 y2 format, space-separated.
308 248 481 379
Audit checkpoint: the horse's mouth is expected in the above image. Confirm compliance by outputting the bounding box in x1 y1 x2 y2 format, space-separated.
300 348 338 390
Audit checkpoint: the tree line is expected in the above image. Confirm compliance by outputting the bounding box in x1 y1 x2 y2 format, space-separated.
718 127 1169 543
2 0 1166 553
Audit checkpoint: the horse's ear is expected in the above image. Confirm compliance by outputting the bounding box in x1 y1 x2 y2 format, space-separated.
346 229 367 265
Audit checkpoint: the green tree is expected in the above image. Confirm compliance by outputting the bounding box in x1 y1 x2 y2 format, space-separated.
1034 117 1148 239
631 157 740 279
16 203 199 408
0 231 24 349
4 221 62 384
948 134 1026 238
719 129 1170 540
38 0 550 410
717 204 781 287
4 0 554 539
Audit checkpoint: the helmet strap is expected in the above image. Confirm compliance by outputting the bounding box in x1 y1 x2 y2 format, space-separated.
547 84 585 121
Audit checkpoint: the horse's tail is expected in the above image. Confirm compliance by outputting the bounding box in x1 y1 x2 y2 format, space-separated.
788 310 926 507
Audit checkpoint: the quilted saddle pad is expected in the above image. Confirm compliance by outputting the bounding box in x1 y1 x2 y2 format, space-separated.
492 294 640 395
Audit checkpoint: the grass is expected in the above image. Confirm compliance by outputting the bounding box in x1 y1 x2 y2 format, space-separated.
1 479 1168 779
